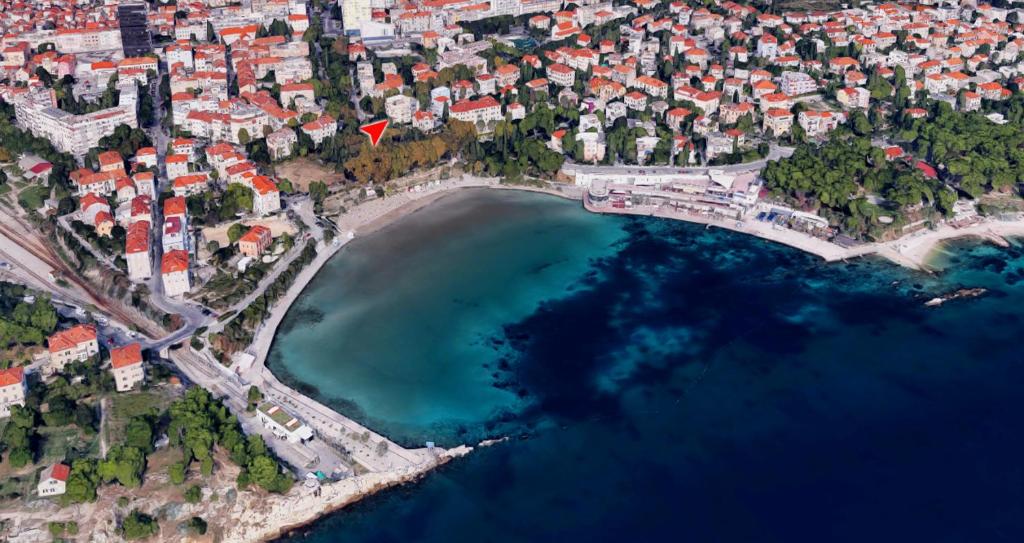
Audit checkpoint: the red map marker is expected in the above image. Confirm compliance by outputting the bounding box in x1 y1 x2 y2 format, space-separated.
359 119 389 147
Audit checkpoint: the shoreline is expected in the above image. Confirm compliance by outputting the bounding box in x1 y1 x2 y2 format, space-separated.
227 180 1022 542
582 198 1024 271
226 445 472 543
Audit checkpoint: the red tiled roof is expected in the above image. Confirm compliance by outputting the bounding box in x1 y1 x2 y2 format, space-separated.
239 224 271 244
49 463 70 482
251 176 278 195
126 221 150 253
0 366 24 387
164 196 187 216
48 324 97 354
110 343 143 369
161 249 189 274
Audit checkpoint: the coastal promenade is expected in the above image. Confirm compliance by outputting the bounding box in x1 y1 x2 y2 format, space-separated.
581 197 1024 270
582 199 878 262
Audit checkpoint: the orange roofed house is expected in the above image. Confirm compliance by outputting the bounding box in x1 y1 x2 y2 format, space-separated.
0 367 26 418
110 343 145 392
126 220 152 281
238 225 273 257
47 324 99 375
250 176 281 216
161 249 191 298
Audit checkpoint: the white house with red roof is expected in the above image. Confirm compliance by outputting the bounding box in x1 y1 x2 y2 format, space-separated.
251 176 282 216
126 220 152 281
0 366 26 418
110 343 145 392
47 324 99 375
449 95 502 127
301 114 336 146
162 250 191 298
37 463 69 497
547 63 575 87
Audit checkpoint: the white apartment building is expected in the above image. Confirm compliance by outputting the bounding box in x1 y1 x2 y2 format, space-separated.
301 114 336 146
575 131 607 162
798 110 844 137
16 104 138 158
780 71 817 96
110 343 145 393
449 96 502 125
54 28 122 53
342 0 373 34
161 250 192 298
126 221 152 281
251 176 282 216
0 367 26 418
47 324 99 375
385 94 420 124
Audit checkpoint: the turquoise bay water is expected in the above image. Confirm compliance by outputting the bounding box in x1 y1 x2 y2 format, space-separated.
272 189 1024 542
268 189 630 444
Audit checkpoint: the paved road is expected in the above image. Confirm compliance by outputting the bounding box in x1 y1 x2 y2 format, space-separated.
562 144 795 178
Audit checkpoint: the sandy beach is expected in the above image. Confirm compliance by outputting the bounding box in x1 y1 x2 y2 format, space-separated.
886 220 1024 269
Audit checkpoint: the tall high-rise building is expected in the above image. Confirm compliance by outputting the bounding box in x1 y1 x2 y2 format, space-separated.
118 3 152 57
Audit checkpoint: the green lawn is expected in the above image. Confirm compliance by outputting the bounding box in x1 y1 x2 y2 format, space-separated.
36 426 96 464
17 185 49 212
106 391 171 447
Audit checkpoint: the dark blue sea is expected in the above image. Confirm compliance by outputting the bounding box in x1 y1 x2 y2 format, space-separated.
270 189 1024 543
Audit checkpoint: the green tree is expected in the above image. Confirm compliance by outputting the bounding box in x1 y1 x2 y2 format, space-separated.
227 223 247 244
308 180 328 207
125 417 154 452
121 510 158 540
169 461 187 485
98 446 147 488
63 459 100 504
247 386 263 411
184 484 202 504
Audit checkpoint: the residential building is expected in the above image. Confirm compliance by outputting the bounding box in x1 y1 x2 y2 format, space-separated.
126 221 152 280
267 128 297 161
301 114 336 146
37 464 69 497
110 343 145 392
238 225 273 257
837 87 870 109
251 176 282 216
0 367 26 418
47 324 99 374
385 94 419 124
161 250 191 298
449 96 502 126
